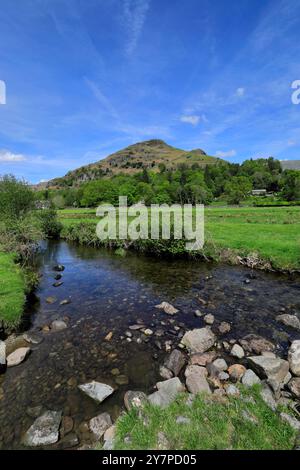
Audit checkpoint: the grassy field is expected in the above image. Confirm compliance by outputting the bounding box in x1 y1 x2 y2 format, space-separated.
0 252 26 329
113 386 296 450
58 206 300 271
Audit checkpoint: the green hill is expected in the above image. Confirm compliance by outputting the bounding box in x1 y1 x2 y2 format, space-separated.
38 140 221 189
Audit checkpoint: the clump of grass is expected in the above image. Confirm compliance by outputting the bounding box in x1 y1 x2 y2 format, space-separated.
113 386 296 450
0 252 26 329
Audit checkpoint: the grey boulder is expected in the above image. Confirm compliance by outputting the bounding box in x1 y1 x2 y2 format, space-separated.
181 328 216 354
248 356 289 388
288 340 300 377
89 412 112 440
78 381 114 403
276 314 300 331
163 349 186 376
23 410 62 447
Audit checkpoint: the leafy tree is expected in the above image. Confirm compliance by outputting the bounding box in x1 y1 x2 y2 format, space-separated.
225 176 252 204
281 171 300 201
0 174 34 221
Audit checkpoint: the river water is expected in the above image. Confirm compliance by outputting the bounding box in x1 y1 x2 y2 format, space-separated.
0 240 299 449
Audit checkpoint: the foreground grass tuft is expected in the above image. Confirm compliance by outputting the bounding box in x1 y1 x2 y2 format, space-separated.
113 386 296 450
0 252 26 328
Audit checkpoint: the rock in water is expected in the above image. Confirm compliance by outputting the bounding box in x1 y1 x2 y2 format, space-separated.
155 302 179 315
89 412 112 440
78 381 114 403
0 340 6 371
248 356 289 388
51 320 67 331
276 314 300 331
239 334 275 354
23 332 44 345
53 264 65 272
204 314 214 325
218 322 231 334
124 391 148 411
163 349 186 376
288 340 300 377
7 347 30 367
23 410 62 447
181 328 216 354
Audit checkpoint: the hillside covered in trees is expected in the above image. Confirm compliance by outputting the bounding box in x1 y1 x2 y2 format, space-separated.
34 142 300 207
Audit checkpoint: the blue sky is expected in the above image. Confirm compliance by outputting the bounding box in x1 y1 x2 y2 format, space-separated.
0 0 300 183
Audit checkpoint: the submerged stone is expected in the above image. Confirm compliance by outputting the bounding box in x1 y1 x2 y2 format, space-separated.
23 410 62 447
78 381 114 403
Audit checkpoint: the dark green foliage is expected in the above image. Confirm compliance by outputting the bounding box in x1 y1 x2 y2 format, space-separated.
37 209 62 238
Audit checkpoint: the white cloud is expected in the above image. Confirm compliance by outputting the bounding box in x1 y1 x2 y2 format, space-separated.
0 150 27 162
180 115 201 126
287 139 296 146
215 149 237 158
123 0 150 57
236 87 245 97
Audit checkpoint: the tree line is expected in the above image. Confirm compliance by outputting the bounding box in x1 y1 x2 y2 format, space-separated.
35 157 300 207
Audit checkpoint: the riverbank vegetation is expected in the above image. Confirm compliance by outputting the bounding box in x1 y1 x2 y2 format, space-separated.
58 206 300 272
113 386 296 450
0 175 61 330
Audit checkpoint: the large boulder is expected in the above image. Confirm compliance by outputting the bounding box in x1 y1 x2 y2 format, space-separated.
184 365 211 395
260 384 277 411
288 340 300 377
276 314 300 331
7 347 30 367
23 410 62 447
248 356 289 389
163 349 186 376
241 369 261 387
189 351 216 366
287 378 300 398
89 412 112 440
148 377 184 408
239 334 275 355
181 328 216 354
78 381 114 403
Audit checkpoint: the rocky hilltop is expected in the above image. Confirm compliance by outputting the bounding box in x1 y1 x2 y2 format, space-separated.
37 139 220 189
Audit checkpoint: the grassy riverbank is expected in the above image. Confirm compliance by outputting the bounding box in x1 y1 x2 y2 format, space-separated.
58 206 300 272
0 252 26 330
113 386 296 450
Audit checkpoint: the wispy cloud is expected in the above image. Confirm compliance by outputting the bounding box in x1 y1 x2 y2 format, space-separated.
0 150 27 162
84 78 120 120
215 149 237 158
236 87 245 97
180 115 201 126
122 0 150 57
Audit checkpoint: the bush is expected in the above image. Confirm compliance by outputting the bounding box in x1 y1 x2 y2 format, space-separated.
37 209 62 238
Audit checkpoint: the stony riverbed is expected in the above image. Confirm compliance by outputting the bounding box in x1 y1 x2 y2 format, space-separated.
0 240 299 449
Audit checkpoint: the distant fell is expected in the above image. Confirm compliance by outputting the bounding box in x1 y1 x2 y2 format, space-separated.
37 139 221 189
